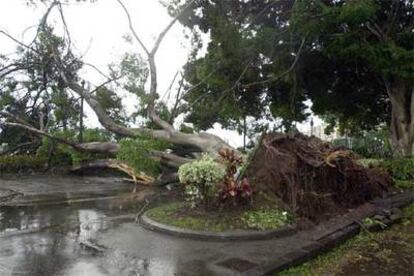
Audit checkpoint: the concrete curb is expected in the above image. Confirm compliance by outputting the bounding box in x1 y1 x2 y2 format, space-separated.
241 191 414 276
139 213 297 241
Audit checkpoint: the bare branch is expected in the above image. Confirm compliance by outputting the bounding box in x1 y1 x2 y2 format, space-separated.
116 0 150 56
0 30 39 54
162 70 180 102
1 112 120 156
150 0 195 56
83 62 112 80
88 75 123 95
169 72 185 124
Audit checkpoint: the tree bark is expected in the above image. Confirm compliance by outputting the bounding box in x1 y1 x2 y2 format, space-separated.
387 79 414 157
0 0 235 179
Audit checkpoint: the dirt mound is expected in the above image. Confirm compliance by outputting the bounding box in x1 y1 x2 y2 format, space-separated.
245 133 391 221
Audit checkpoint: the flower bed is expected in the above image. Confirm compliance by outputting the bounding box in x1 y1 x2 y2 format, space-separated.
145 202 293 232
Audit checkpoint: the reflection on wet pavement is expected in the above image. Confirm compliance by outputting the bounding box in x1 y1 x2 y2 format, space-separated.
1 176 294 276
0 186 147 276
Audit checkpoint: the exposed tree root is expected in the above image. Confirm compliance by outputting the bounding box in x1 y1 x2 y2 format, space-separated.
245 133 392 221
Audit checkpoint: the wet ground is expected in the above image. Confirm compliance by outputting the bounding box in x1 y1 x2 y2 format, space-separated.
0 175 412 276
0 175 157 276
0 175 308 275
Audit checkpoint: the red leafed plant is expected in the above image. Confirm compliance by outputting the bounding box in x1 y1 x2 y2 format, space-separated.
217 148 253 207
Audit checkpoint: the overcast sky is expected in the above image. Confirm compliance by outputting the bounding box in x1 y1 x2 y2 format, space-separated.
0 0 317 147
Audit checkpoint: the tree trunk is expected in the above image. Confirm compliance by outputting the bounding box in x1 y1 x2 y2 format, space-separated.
387 79 414 157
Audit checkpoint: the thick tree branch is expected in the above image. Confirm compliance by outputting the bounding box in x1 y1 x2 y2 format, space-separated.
1 1 235 160
0 111 120 156
116 0 194 133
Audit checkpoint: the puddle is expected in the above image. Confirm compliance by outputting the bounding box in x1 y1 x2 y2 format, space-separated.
0 175 153 276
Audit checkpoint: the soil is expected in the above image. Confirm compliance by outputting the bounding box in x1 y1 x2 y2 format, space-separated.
244 132 392 221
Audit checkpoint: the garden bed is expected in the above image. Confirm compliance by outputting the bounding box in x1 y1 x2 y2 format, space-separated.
140 202 296 240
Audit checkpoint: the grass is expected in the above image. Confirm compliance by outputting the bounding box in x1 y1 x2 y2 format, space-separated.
145 202 293 232
277 204 414 276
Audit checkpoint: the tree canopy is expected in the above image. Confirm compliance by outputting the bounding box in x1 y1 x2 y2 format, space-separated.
169 0 413 155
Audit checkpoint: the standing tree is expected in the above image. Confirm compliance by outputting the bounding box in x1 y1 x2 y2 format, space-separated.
168 0 413 157
293 0 413 157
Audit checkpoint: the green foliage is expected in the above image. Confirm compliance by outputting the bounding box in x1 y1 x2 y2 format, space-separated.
116 136 170 176
1 24 83 149
381 158 414 182
0 155 46 172
95 87 127 125
380 158 414 189
394 179 414 190
36 128 111 166
241 209 292 231
179 155 225 186
279 204 414 276
146 202 292 232
332 129 392 159
178 155 226 208
146 202 231 232
362 217 387 229
358 157 414 189
357 158 383 168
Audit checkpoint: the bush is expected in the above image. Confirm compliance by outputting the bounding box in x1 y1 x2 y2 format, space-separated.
381 158 414 181
36 128 111 166
178 155 226 209
116 136 170 177
178 149 253 210
217 148 253 207
241 209 292 230
332 129 392 159
382 158 414 189
0 155 46 173
357 158 384 168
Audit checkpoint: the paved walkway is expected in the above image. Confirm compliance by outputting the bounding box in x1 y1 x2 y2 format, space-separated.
0 175 139 206
95 193 412 276
0 175 412 275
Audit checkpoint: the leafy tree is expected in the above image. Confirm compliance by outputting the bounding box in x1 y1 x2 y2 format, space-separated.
1 25 82 150
170 0 310 135
293 0 413 156
171 0 413 156
1 0 235 183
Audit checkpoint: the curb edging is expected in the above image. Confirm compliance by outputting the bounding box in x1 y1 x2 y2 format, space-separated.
139 213 297 241
241 191 414 276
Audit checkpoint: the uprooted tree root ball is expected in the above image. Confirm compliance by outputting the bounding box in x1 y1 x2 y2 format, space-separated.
244 133 392 221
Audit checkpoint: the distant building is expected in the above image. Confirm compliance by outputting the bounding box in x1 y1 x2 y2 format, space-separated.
304 122 343 142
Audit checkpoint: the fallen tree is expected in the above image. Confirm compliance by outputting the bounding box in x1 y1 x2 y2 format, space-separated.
0 1 234 183
244 133 392 221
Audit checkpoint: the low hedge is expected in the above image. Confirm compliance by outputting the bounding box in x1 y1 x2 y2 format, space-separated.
0 155 47 173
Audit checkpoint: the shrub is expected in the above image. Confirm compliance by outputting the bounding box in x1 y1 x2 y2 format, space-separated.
0 155 46 173
116 136 170 177
217 148 253 207
178 149 253 210
178 154 225 209
332 129 392 159
241 209 292 230
36 128 112 166
381 158 414 181
357 158 384 168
